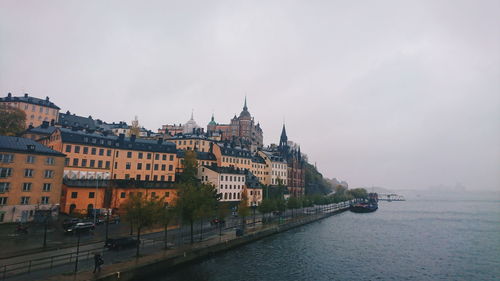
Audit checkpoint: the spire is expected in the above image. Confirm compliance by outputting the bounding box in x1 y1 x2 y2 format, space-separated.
211 113 215 122
279 123 288 149
243 96 248 111
190 109 194 120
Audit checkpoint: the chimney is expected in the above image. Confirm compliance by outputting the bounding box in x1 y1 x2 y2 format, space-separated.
24 93 28 98
46 96 49 101
26 144 36 151
7 92 11 98
50 119 55 126
41 121 49 128
130 134 136 142
118 133 125 141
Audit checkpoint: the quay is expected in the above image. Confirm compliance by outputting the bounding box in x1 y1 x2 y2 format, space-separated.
42 203 350 281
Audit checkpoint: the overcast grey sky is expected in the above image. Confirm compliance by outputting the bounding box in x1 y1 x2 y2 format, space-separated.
1 0 499 190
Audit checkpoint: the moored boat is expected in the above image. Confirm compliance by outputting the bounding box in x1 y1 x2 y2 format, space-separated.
350 192 378 213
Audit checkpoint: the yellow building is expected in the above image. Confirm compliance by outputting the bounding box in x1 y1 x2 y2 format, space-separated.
258 150 288 186
0 136 65 223
0 93 60 128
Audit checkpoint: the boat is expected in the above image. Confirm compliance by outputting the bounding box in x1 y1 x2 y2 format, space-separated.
350 192 378 213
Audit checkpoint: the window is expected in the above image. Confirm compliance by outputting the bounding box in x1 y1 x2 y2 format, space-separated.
165 191 170 197
81 159 87 167
90 160 95 167
125 174 130 180
41 196 49 204
147 153 151 159
83 147 89 154
0 197 7 205
154 164 159 171
169 155 174 161
20 196 30 205
145 175 150 181
74 146 80 153
98 160 103 168
146 164 151 170
162 155 166 160
114 162 117 169
160 175 165 181
138 152 143 159
0 168 13 178
24 169 34 177
107 149 111 156
26 155 35 164
89 192 95 198
105 161 110 169
73 158 79 166
91 148 97 155
168 176 172 181
71 192 78 198
137 163 142 170
46 157 55 165
0 182 10 193
43 183 51 192
0 154 14 163
120 192 126 198
221 175 224 181
168 165 173 171
153 175 158 181
65 145 71 153
155 154 160 160
22 183 32 192
151 192 156 197
99 149 104 156
136 174 141 180
115 151 119 157
127 152 132 158
126 162 131 169
161 164 166 171
44 170 54 178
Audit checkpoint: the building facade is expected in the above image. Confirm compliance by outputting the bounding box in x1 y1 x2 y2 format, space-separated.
0 93 60 128
0 136 65 223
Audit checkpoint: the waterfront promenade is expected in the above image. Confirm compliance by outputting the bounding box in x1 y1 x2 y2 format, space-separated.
1 202 350 281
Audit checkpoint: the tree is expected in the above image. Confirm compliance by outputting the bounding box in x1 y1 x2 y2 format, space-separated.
0 104 26 136
122 193 162 257
287 197 301 218
258 199 275 223
158 202 176 250
347 188 368 199
238 188 251 229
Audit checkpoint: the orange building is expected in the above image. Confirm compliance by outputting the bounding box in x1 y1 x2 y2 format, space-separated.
0 93 60 128
0 136 65 223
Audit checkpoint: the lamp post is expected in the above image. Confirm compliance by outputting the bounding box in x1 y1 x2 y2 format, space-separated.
74 231 81 273
93 177 99 225
105 209 110 242
42 213 49 248
252 203 256 226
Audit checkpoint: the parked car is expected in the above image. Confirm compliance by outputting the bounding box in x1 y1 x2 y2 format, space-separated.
65 222 95 234
105 237 140 250
210 218 226 226
62 218 80 229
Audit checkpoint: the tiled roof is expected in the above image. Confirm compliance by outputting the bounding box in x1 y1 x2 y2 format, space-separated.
0 136 65 156
58 113 97 130
176 150 217 161
0 93 60 109
203 165 247 175
220 146 252 159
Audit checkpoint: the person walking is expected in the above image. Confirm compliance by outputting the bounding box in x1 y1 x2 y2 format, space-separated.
93 253 103 273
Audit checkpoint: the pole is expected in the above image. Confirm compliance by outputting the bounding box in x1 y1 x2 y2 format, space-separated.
43 217 48 247
94 177 98 225
74 232 81 273
105 210 109 242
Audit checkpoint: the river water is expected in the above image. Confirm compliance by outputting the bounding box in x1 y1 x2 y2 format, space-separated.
154 191 500 281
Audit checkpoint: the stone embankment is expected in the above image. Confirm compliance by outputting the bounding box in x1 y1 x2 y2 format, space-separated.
48 206 349 281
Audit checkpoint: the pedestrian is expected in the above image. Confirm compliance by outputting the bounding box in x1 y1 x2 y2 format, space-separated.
93 253 103 273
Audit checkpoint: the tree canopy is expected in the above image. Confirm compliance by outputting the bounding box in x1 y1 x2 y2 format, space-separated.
0 104 26 136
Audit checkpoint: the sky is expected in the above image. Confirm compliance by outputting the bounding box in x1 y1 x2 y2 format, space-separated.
1 0 499 190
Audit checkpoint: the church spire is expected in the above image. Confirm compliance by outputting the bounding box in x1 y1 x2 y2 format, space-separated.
279 123 288 149
243 96 248 111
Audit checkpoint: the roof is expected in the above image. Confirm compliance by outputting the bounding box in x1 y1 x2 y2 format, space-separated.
1 93 60 109
176 150 217 161
57 127 177 153
202 165 247 175
25 123 58 135
58 112 97 130
0 136 65 156
252 155 266 164
220 146 252 159
261 150 286 163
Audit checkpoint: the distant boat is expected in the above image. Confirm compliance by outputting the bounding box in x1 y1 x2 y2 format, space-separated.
350 193 378 213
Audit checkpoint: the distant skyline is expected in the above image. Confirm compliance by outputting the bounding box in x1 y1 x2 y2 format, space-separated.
0 0 498 190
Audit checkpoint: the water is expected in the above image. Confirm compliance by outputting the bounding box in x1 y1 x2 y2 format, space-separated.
154 192 500 281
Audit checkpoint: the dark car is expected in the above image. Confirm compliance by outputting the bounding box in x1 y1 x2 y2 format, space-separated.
105 237 140 250
210 218 226 226
62 218 80 230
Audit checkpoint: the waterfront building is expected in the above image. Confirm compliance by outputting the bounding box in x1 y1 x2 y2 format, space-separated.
0 136 65 223
0 93 60 128
197 165 262 205
257 150 288 186
250 154 268 185
207 98 263 152
278 125 305 197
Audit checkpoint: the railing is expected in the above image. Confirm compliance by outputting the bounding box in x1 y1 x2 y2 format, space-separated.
0 201 351 280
